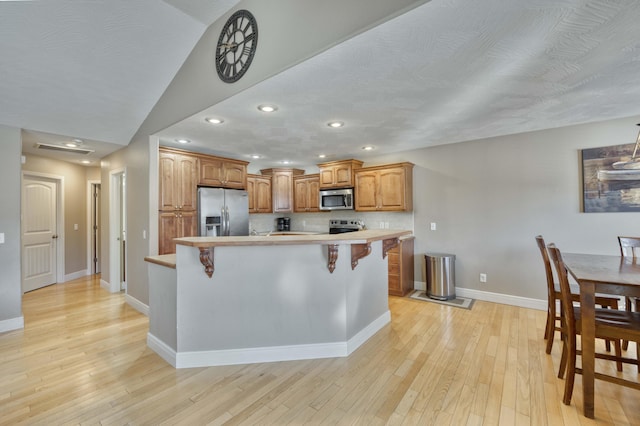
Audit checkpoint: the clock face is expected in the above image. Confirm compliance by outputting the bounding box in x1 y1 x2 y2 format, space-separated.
215 10 258 83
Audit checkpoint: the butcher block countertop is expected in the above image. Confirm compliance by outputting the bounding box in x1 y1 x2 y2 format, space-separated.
173 229 412 248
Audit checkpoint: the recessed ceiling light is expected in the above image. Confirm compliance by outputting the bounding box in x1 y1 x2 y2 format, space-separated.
205 117 224 125
176 139 191 144
281 160 291 165
318 154 327 159
327 121 344 128
258 104 278 113
362 145 375 151
251 154 261 159
81 160 91 164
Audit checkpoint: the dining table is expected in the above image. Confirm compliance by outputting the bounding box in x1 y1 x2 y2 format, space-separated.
562 252 640 419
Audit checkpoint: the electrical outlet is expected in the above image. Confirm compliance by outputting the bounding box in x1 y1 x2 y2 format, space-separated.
479 273 487 283
430 222 437 230
379 222 384 229
384 222 389 229
0 233 4 244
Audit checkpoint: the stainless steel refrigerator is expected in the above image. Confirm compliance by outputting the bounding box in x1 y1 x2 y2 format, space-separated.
197 187 249 237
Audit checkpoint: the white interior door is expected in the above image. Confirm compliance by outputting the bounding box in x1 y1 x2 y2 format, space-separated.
22 177 58 292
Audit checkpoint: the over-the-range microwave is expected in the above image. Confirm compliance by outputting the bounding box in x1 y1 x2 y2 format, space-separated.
319 187 354 211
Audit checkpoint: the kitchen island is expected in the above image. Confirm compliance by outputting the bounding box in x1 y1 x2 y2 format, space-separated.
144 230 411 368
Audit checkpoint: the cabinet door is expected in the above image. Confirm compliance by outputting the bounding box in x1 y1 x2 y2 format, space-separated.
354 171 379 211
177 155 198 210
179 210 198 238
294 178 309 212
334 164 353 187
388 238 414 296
272 171 293 213
159 153 178 210
223 162 247 189
378 167 406 211
199 157 225 187
249 175 272 213
247 177 256 212
159 152 197 211
158 211 198 255
307 178 320 211
319 168 335 187
159 211 178 255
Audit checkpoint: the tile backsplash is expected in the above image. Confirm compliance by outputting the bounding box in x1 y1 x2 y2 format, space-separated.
249 211 414 234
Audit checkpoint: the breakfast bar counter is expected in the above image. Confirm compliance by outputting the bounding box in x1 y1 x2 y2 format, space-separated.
144 230 411 368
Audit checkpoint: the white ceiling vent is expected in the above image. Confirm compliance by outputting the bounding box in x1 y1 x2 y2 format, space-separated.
36 143 94 155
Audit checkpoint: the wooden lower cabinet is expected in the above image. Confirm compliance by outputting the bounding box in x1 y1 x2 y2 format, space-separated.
159 210 197 255
388 237 415 296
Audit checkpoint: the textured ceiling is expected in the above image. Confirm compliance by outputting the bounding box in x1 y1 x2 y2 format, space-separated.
5 0 640 168
158 0 640 170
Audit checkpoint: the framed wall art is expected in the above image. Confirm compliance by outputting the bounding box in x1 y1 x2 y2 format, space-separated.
582 124 640 212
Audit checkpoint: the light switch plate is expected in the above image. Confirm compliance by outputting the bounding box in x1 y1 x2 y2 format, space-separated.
0 233 4 244
430 222 437 230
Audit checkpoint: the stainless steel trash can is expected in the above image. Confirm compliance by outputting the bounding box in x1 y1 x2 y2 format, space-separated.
425 253 456 300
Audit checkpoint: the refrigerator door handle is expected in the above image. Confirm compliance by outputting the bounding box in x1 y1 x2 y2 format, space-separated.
220 207 226 236
225 206 231 236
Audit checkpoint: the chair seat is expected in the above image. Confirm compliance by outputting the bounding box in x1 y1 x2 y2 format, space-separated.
574 306 640 333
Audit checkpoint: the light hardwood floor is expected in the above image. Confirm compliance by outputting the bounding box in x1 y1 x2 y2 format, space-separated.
1 275 639 425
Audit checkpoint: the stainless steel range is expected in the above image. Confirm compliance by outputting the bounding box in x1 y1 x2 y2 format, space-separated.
329 219 365 234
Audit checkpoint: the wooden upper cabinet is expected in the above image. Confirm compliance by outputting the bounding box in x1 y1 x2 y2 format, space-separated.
247 174 272 213
294 174 321 213
260 168 304 213
354 162 414 212
198 156 248 189
159 148 198 211
317 159 363 189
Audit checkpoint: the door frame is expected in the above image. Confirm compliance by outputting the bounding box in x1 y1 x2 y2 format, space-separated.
21 172 65 286
86 180 101 274
108 168 126 293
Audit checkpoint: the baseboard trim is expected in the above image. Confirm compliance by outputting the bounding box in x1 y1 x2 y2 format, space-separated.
413 281 546 311
147 333 177 367
347 310 391 355
100 278 118 293
64 269 88 282
0 316 24 333
150 311 390 369
125 294 149 316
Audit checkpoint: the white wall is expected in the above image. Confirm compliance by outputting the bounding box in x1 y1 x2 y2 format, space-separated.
0 125 23 331
368 115 640 300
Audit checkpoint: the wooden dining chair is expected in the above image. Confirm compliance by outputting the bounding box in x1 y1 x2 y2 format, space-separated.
618 236 640 356
547 244 640 406
535 235 620 356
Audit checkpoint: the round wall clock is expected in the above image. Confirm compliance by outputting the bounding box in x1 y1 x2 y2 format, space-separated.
215 9 258 83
